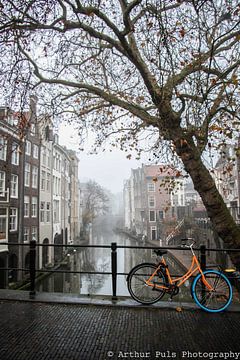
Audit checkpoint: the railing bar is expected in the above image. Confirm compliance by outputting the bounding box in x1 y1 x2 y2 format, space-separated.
1 242 240 252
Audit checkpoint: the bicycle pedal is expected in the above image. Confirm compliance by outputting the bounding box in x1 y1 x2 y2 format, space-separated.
168 297 173 302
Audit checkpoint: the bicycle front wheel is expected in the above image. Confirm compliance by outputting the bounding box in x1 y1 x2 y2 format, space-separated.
127 263 167 305
192 270 233 313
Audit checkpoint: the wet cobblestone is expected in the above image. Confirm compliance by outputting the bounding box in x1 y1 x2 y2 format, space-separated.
0 301 239 360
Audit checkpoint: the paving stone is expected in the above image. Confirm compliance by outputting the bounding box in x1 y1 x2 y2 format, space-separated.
0 301 239 360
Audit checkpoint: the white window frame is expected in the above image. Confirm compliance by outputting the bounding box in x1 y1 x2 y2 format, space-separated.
24 196 30 217
25 140 31 156
31 197 38 218
151 226 157 241
46 202 51 222
41 170 46 191
0 208 7 241
40 202 45 223
147 182 155 192
32 226 37 241
32 166 38 189
149 210 156 222
24 163 30 187
148 195 155 208
0 136 7 161
46 172 50 192
0 171 6 197
10 174 18 198
11 143 19 165
24 227 29 243
33 144 39 159
42 146 46 165
31 123 36 135
10 208 18 231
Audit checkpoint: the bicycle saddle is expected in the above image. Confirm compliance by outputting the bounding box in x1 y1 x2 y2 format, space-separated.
154 249 168 256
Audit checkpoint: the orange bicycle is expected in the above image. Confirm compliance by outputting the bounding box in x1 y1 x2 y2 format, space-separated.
127 239 233 312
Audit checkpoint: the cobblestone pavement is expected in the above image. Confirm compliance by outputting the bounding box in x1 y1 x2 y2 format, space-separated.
0 300 239 360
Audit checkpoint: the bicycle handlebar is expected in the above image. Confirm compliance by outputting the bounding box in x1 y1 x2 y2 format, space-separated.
181 238 196 248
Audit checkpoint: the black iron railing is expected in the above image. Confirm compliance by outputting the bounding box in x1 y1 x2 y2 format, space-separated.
0 241 240 300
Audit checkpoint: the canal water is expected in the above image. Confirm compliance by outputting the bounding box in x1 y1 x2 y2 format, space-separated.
36 227 193 302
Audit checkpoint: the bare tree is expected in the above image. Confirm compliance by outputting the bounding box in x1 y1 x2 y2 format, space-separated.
0 0 240 263
82 180 109 228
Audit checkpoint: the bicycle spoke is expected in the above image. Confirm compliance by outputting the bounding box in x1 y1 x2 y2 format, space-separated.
192 271 232 312
127 263 166 304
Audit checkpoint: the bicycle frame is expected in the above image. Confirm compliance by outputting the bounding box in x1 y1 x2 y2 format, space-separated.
146 252 213 291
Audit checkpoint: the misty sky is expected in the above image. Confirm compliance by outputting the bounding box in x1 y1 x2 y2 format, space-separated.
58 123 144 194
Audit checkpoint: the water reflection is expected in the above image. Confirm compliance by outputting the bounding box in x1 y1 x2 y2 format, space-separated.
36 229 192 302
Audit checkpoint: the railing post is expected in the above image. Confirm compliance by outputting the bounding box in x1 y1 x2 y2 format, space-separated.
200 244 206 303
29 240 36 299
200 245 206 271
111 242 117 300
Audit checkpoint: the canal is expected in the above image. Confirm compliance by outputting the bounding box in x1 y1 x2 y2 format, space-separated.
36 226 193 302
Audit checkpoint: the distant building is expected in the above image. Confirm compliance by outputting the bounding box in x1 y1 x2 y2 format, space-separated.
123 164 185 242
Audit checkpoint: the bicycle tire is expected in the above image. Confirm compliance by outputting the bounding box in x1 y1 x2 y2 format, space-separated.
127 263 167 305
191 270 233 313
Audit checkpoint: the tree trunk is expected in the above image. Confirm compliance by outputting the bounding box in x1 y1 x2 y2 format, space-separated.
174 134 240 267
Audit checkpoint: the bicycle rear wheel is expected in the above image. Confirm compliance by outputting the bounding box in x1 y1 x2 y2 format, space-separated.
192 270 232 313
127 263 167 305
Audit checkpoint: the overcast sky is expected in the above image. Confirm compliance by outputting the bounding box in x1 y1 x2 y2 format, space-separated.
58 123 144 194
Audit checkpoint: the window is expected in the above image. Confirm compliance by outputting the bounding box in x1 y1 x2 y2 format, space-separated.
25 140 31 156
0 208 7 241
31 123 36 135
32 226 37 241
40 202 45 223
11 143 19 165
149 210 156 222
24 196 30 217
159 211 164 220
41 170 46 191
0 136 7 161
148 195 155 208
10 174 18 198
24 163 30 186
151 226 157 241
53 200 59 223
24 227 29 243
147 182 155 192
0 171 5 196
10 208 18 231
46 173 50 192
41 146 46 165
46 202 51 222
31 197 37 218
33 144 39 159
32 166 38 189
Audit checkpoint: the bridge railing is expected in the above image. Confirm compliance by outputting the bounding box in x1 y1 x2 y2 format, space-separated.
0 241 240 300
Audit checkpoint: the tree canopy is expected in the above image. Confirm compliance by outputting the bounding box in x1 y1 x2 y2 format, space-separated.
0 0 240 262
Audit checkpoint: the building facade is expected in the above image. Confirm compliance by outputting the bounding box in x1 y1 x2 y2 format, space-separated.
0 100 81 288
123 164 185 243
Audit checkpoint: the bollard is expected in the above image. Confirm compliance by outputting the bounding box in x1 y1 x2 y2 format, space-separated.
29 240 36 299
111 242 117 300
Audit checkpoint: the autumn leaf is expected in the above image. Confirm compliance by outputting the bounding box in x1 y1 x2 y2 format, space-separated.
231 74 238 85
179 27 186 38
176 307 182 312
